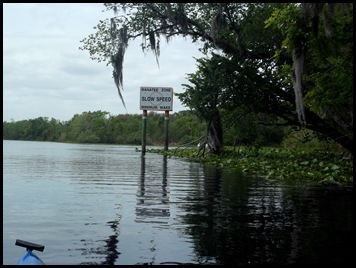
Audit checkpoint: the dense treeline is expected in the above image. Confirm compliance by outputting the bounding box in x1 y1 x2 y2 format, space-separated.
3 109 286 146
3 110 204 145
3 109 345 154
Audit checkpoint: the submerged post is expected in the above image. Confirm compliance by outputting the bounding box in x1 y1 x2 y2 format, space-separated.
164 110 169 151
142 110 147 156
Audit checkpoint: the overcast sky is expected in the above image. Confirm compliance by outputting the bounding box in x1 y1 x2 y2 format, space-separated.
3 3 204 122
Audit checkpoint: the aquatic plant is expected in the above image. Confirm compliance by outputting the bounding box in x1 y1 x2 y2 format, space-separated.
147 146 353 186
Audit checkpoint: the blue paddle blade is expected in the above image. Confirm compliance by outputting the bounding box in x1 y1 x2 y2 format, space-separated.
16 250 45 265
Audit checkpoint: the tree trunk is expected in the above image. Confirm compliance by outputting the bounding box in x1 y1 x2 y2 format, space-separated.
198 109 224 156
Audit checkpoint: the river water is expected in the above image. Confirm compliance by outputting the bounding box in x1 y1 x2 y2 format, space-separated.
3 140 353 265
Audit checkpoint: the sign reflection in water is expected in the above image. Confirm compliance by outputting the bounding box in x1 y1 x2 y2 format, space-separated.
136 155 170 224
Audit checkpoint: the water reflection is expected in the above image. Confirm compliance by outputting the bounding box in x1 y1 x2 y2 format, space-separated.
101 213 121 264
178 168 353 265
136 155 170 224
76 218 121 265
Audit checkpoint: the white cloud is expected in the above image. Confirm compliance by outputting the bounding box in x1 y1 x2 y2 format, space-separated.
3 3 203 122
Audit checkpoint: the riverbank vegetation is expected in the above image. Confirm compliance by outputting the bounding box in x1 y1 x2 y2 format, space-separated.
3 110 205 145
147 146 352 187
3 109 352 186
146 117 353 187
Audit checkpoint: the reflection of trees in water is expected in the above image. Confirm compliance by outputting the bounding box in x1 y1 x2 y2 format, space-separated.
279 186 353 264
78 207 121 265
101 217 121 265
179 167 292 265
136 155 170 224
179 167 353 265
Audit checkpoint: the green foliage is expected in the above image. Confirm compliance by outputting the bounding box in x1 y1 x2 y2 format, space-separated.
65 111 109 143
303 4 353 126
265 3 353 153
148 145 353 186
3 117 64 142
221 108 285 148
169 111 206 144
282 127 346 152
264 3 300 56
3 110 206 146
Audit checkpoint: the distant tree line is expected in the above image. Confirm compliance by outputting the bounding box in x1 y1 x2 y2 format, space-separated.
3 109 292 147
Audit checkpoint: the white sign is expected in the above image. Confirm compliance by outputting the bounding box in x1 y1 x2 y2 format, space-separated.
140 86 173 111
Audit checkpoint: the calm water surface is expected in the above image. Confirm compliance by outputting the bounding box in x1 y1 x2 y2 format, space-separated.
3 140 353 265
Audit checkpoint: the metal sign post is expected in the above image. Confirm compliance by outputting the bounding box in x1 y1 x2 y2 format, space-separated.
142 110 147 156
164 110 169 151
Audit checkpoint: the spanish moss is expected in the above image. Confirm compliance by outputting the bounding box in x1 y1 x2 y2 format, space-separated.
292 51 306 127
111 25 128 109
